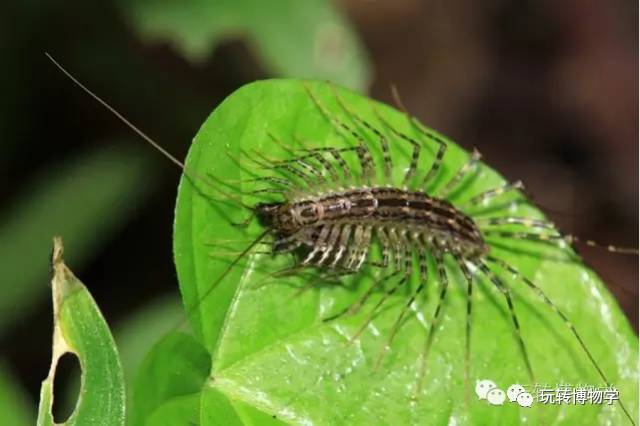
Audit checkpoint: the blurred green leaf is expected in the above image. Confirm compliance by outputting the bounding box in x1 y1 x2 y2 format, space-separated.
37 237 125 425
0 361 34 426
130 331 210 426
0 145 154 337
120 0 370 91
174 80 638 424
115 294 184 387
145 394 200 426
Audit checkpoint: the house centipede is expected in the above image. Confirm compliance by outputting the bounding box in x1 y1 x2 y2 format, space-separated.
46 53 638 425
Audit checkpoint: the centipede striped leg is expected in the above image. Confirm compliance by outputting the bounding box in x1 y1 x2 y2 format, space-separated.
417 128 448 188
463 180 525 208
376 227 392 268
343 225 365 270
267 133 327 184
373 109 422 186
415 249 449 396
302 226 332 264
264 138 350 184
373 245 429 372
304 84 376 186
252 149 319 191
483 231 566 249
485 255 636 425
453 254 474 403
272 237 303 254
438 148 482 198
484 226 638 255
291 146 360 188
322 227 399 322
477 216 557 231
290 139 343 190
330 224 353 268
475 260 535 382
330 89 393 185
352 226 373 271
316 225 343 265
349 243 413 343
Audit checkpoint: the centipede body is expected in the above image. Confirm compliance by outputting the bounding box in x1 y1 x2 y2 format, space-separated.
257 187 488 268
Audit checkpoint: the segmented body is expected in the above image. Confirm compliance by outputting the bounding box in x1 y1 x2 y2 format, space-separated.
272 187 487 270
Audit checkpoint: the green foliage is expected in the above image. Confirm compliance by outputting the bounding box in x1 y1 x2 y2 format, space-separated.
115 296 184 382
0 362 33 426
30 81 637 425
114 295 184 419
173 80 638 424
37 238 125 426
119 0 370 91
130 332 210 425
0 146 154 337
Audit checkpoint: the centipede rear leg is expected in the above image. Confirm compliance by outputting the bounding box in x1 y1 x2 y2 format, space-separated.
349 243 413 343
415 248 450 397
373 245 430 372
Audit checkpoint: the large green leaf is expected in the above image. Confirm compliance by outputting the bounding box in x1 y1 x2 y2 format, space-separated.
37 237 125 425
173 80 638 424
119 0 370 91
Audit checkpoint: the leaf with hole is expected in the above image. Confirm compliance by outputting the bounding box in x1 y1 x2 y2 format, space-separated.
37 237 125 426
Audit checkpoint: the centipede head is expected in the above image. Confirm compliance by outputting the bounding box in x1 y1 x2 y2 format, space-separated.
254 202 282 226
255 201 302 235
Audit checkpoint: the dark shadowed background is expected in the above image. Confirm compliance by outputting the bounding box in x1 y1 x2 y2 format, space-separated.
1 0 637 422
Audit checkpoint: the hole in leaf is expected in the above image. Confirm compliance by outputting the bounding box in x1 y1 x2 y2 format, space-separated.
52 352 81 423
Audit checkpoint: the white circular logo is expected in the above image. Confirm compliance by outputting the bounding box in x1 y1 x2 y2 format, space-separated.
487 388 507 405
475 379 497 400
507 384 525 402
516 392 534 408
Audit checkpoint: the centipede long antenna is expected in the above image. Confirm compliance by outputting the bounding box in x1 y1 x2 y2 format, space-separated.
45 52 253 211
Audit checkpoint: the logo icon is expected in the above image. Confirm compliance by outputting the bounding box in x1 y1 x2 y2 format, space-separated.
507 384 526 402
476 380 533 408
475 379 497 400
487 388 506 405
516 391 534 407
